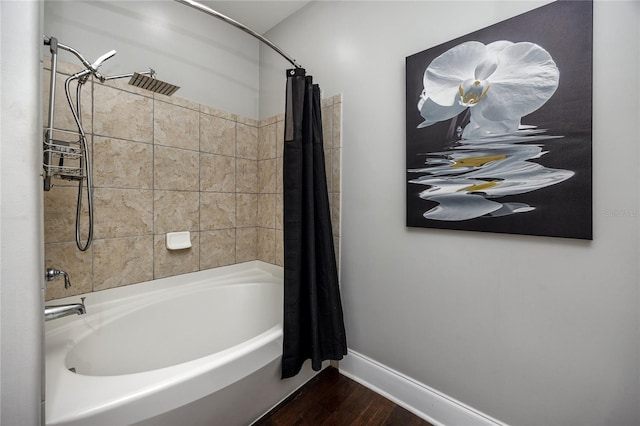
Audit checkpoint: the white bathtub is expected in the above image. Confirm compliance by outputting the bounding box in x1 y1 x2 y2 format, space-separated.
45 261 319 426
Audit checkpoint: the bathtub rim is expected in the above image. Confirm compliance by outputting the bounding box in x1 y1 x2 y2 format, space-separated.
45 261 286 426
46 260 283 319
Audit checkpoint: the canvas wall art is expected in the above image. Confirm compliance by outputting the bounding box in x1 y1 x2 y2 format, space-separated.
406 1 593 239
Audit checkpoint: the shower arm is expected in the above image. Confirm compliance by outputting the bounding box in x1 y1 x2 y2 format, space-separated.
173 0 303 69
44 36 112 82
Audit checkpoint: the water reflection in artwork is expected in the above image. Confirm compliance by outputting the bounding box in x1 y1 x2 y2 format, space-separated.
408 130 573 221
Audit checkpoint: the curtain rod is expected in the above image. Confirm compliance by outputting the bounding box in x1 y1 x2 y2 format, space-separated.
173 0 303 69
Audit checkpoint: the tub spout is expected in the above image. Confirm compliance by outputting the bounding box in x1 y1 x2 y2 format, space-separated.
45 297 86 321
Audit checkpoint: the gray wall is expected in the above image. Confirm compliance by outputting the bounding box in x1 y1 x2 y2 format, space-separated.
261 1 640 425
1 1 45 424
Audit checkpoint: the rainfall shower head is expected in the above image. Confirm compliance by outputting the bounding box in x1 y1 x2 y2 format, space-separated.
128 72 180 96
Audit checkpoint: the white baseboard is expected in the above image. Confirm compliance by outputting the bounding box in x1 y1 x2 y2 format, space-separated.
339 350 507 426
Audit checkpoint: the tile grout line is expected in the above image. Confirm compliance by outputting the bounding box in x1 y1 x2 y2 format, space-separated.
198 109 202 272
234 118 238 265
152 93 158 281
90 77 95 293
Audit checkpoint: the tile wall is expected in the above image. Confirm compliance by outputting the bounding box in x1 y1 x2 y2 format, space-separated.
43 60 341 301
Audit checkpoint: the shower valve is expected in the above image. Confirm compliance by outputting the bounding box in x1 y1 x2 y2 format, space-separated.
45 268 71 289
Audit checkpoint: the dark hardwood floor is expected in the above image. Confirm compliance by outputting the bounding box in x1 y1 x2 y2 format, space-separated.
254 367 433 426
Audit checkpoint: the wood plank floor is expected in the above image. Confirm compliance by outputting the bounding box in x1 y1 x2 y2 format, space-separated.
254 367 433 426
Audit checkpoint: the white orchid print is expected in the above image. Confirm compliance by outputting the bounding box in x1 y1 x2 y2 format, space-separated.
417 40 559 138
408 39 575 222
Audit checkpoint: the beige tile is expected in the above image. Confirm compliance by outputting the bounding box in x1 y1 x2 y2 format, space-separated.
154 190 199 234
257 228 275 264
237 123 258 160
154 233 200 279
257 159 276 194
333 101 342 147
93 236 153 291
236 193 257 228
236 159 258 193
43 69 92 133
331 193 340 237
322 105 334 149
276 119 285 159
200 153 235 192
324 148 333 193
275 229 284 267
44 185 87 243
257 194 276 229
93 137 153 189
42 58 83 75
321 96 334 108
154 145 199 191
333 148 341 193
258 122 277 160
200 229 236 269
200 192 236 230
46 174 84 191
93 84 153 142
237 115 259 127
260 115 277 127
154 93 199 111
275 194 283 230
200 113 236 156
200 104 237 121
154 100 199 151
44 242 92 301
236 227 258 263
94 188 153 238
275 157 283 194
334 235 341 276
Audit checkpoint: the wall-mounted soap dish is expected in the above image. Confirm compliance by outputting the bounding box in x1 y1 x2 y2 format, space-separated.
166 231 191 250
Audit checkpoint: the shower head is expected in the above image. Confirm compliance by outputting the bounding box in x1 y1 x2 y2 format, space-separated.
91 49 117 70
128 72 180 96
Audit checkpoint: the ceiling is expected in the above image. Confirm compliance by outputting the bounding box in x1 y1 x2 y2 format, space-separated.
200 1 312 34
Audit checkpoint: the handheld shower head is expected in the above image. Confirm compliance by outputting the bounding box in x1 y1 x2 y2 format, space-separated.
91 49 116 70
128 72 180 96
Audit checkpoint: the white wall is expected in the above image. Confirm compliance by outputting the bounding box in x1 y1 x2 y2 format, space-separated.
261 1 640 425
44 0 261 119
1 1 45 424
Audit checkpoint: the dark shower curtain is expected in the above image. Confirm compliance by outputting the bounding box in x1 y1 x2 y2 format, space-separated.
281 68 347 379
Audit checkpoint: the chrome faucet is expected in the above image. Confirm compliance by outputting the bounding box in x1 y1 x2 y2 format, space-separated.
44 297 86 321
45 267 71 289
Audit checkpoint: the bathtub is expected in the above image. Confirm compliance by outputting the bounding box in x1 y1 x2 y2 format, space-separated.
45 261 319 426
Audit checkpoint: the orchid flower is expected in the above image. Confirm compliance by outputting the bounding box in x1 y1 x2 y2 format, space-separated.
417 41 559 138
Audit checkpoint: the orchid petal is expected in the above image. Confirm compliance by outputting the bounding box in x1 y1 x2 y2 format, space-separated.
485 40 514 55
423 41 486 106
474 42 512 80
418 97 465 128
478 42 559 121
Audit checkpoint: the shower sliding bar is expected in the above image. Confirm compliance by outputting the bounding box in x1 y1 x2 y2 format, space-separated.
173 0 303 69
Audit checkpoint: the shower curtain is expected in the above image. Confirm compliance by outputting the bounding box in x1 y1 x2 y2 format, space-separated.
281 68 347 379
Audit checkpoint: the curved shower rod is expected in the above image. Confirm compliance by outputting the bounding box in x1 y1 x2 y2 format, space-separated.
174 0 303 69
